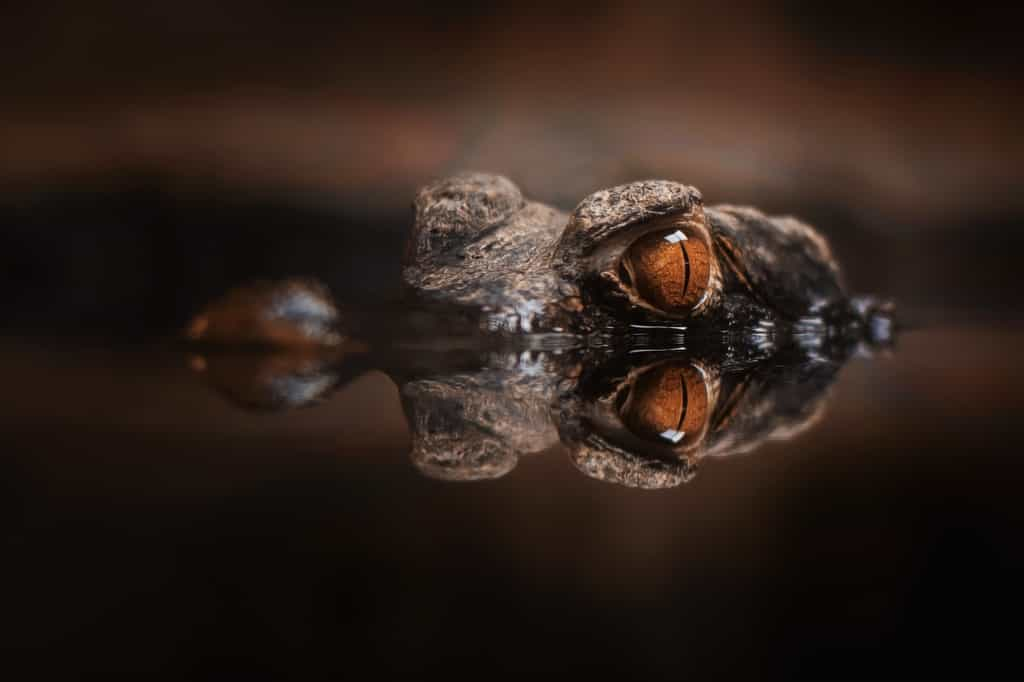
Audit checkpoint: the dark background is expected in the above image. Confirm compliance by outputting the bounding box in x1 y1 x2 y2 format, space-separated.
2 1 1023 679
1 0 1023 338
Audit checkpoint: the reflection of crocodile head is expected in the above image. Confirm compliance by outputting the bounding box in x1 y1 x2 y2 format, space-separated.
402 173 892 341
191 327 865 489
395 337 850 488
185 172 894 488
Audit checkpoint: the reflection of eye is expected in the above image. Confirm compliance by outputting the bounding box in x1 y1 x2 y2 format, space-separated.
620 229 711 313
619 363 709 446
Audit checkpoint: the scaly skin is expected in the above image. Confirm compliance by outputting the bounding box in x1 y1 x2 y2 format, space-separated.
186 173 895 488
404 172 891 347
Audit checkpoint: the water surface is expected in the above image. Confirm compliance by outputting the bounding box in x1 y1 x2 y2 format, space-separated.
3 324 1022 677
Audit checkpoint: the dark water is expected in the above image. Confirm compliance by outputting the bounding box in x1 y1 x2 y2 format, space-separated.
1 178 1023 679
3 322 1023 678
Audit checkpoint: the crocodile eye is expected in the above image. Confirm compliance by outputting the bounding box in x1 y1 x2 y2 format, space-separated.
621 229 711 313
619 363 709 446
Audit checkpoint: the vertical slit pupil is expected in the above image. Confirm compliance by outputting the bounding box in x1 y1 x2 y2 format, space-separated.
679 242 691 297
676 371 689 432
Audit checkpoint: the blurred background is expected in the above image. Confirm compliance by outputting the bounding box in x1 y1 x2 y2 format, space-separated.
2 1 1024 679
1 0 1022 337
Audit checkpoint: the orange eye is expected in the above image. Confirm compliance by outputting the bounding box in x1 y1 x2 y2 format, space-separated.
619 363 709 446
621 229 711 313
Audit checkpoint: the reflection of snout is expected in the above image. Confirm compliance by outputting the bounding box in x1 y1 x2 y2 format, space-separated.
190 350 342 411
